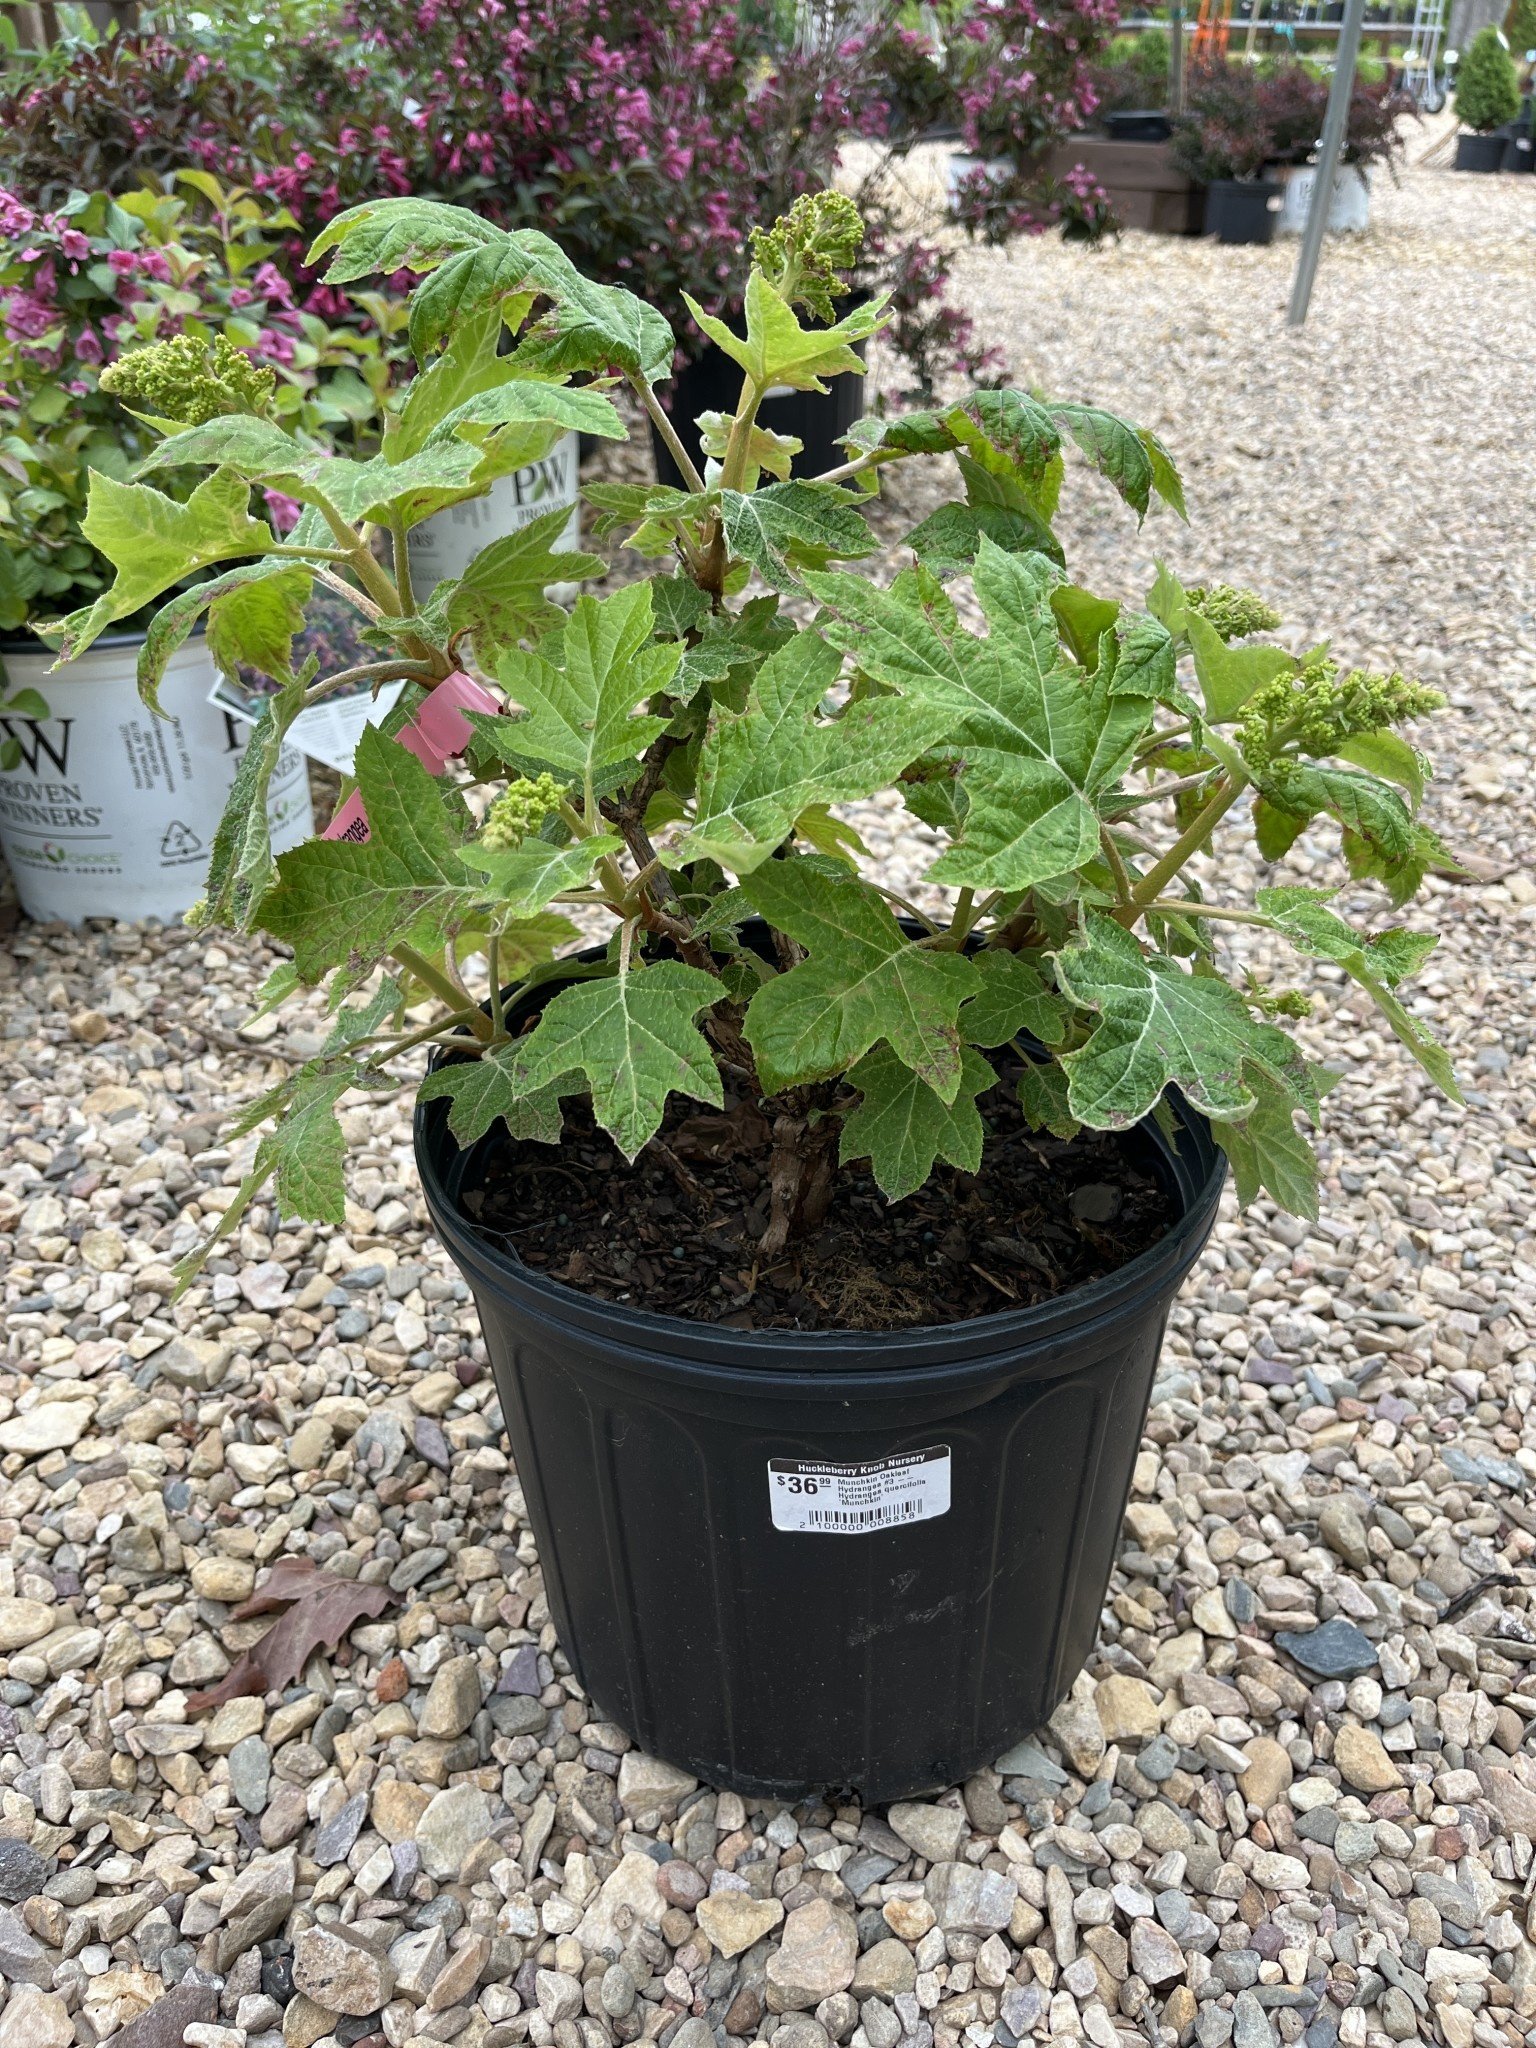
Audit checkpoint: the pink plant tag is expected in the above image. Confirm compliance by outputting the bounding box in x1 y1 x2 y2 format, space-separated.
321 671 500 845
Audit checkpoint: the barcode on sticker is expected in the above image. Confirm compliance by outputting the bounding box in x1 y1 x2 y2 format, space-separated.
768 1446 950 1535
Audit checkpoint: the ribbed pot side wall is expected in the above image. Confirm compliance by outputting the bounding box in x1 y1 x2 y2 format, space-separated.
417 1087 1224 1802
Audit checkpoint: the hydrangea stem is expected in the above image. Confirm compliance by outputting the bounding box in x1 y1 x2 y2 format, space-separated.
392 945 493 1040
632 374 708 496
1126 772 1249 915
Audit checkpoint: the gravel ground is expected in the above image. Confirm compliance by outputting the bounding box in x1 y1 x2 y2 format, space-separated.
3 155 1536 2048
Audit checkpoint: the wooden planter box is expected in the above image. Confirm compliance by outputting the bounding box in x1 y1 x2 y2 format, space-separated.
1049 137 1203 236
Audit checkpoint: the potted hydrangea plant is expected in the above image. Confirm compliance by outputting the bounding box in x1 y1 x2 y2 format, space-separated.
61 194 1463 1798
0 176 389 919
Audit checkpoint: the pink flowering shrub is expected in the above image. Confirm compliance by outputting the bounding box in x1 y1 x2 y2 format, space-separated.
0 178 400 632
0 4 1122 406
332 0 885 333
948 0 1122 241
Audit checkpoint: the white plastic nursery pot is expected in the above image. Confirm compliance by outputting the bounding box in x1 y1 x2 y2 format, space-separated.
946 151 1012 214
406 431 581 586
0 630 312 926
1276 163 1372 235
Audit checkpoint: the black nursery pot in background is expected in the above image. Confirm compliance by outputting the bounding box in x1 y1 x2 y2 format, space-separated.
414 953 1226 1802
651 329 869 488
1105 109 1173 143
1207 178 1282 245
1455 132 1508 173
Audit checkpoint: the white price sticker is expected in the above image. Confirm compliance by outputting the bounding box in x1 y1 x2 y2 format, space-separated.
768 1446 951 1535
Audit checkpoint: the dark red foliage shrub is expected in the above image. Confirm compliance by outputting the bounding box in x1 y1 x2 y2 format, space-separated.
0 33 276 211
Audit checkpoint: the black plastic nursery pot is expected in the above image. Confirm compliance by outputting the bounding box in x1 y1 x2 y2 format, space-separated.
414 960 1227 1802
1455 132 1507 173
1104 109 1173 143
651 326 869 490
1206 178 1283 245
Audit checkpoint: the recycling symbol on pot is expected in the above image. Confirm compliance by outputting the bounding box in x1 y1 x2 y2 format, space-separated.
160 820 204 862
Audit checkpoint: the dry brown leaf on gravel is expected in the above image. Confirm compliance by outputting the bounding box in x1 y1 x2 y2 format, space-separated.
186 1557 400 1711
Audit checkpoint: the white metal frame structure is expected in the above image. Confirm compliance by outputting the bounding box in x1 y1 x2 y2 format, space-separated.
1399 0 1448 111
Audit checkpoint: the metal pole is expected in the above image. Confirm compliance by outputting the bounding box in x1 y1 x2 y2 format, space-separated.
1170 5 1185 116
1287 0 1368 326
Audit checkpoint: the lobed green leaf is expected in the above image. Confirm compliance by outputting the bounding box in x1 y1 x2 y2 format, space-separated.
740 857 980 1100
501 961 723 1159
1053 913 1316 1129
840 1044 994 1201
677 630 953 874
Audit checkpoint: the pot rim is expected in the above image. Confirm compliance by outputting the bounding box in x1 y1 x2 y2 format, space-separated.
413 935 1228 1375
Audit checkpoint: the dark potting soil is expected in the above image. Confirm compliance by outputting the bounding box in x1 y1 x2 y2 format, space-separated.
458 1061 1178 1333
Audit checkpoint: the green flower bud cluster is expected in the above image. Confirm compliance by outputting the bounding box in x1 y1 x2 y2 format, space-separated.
1185 584 1282 642
102 332 277 427
482 773 566 851
749 192 864 322
1239 658 1445 767
1256 986 1315 1020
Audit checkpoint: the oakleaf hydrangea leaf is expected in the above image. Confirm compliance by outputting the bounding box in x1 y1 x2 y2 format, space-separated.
685 270 883 391
840 1044 994 1201
1051 585 1120 670
1257 762 1450 906
1138 427 1187 521
423 378 625 452
903 498 1061 577
1327 729 1428 809
418 1051 572 1146
135 416 483 528
308 205 674 380
461 834 623 916
1213 1062 1322 1219
718 481 876 591
961 950 1069 1049
54 469 273 661
1046 402 1184 521
261 725 483 980
853 389 1062 497
1016 1058 1081 1139
1257 885 1460 1101
243 1069 354 1222
811 541 1154 892
512 242 676 383
1053 913 1309 1128
675 597 794 703
441 505 606 658
1109 612 1179 702
197 657 311 933
677 630 952 873
138 560 310 714
321 979 406 1058
307 197 503 284
741 857 980 1100
385 235 533 355
503 962 723 1159
487 580 678 788
1187 613 1292 723
174 1055 395 1291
